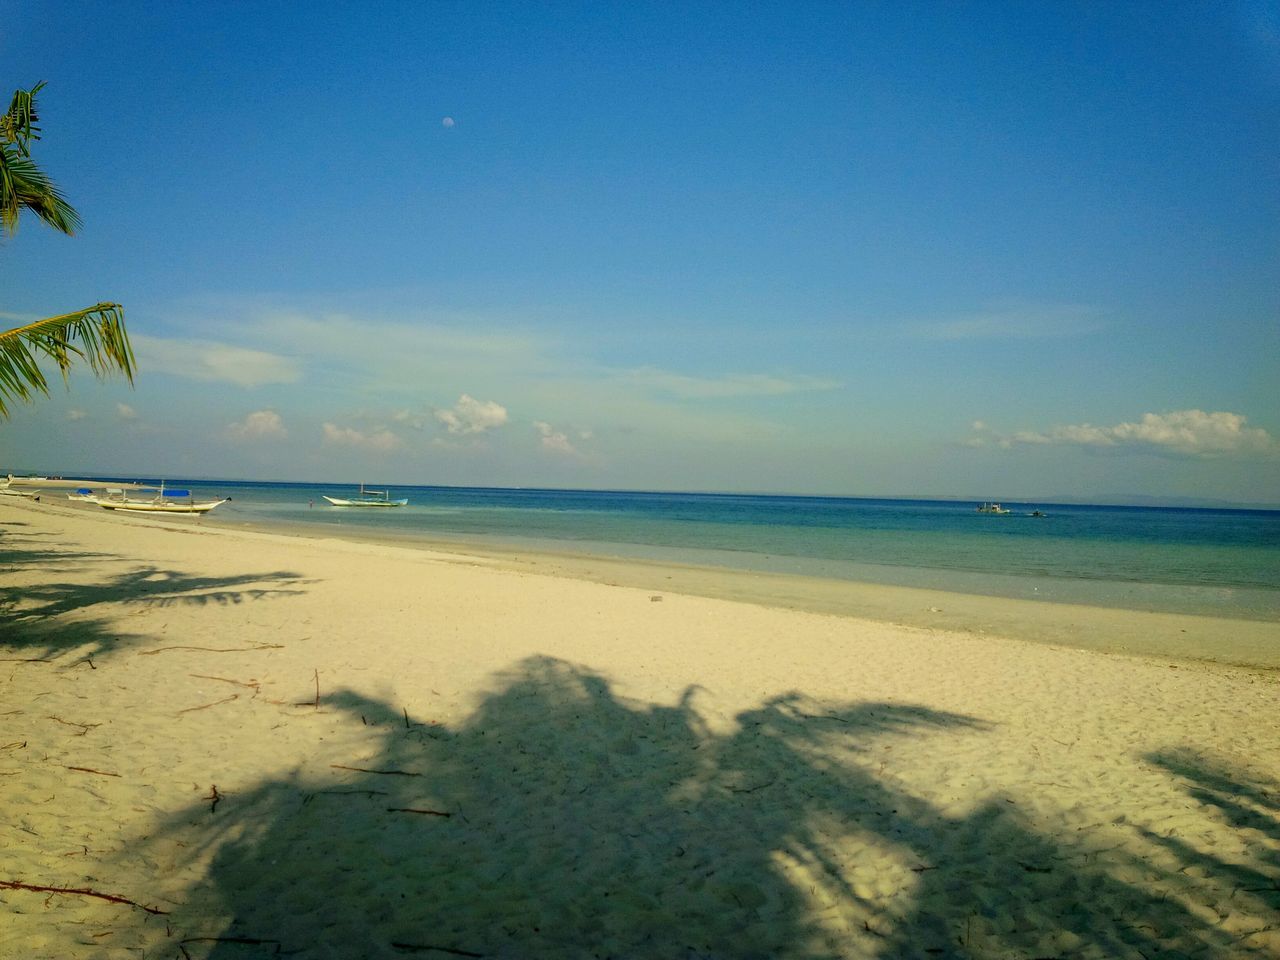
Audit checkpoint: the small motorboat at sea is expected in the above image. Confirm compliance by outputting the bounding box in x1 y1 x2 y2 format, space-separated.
976 502 1011 514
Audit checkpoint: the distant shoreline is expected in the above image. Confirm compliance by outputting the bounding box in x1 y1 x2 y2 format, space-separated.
29 495 1280 671
7 472 1277 512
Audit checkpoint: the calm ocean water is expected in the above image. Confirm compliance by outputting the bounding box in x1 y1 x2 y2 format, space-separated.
104 480 1280 621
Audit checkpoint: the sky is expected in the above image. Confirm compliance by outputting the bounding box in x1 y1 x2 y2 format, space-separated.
2 0 1278 503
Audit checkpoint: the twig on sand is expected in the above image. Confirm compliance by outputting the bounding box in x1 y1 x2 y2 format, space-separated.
204 784 222 813
331 764 423 777
0 879 168 915
181 936 281 951
387 807 452 818
294 669 320 707
304 789 390 802
0 656 53 663
137 642 283 657
724 778 776 794
392 943 482 957
48 716 101 736
190 674 261 690
62 765 121 777
177 694 239 715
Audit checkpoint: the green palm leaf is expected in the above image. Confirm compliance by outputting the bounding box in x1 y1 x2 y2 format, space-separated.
1 83 133 418
2 82 79 235
0 304 135 418
1 81 44 154
0 143 81 235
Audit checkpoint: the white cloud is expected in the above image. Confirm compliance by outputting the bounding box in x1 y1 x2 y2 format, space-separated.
67 408 87 421
623 368 842 399
116 403 136 420
132 334 301 387
227 410 287 440
322 422 401 452
435 394 509 435
442 116 456 128
391 409 429 430
970 410 1278 459
534 420 577 455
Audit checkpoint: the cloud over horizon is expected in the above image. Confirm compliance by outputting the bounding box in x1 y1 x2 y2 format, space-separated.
435 395 509 435
322 422 401 452
968 410 1278 459
533 420 579 455
133 334 301 388
227 410 287 440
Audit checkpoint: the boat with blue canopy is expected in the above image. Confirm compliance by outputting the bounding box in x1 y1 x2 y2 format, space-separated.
97 481 228 514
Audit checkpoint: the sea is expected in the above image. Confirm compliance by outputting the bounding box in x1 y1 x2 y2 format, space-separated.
88 479 1280 622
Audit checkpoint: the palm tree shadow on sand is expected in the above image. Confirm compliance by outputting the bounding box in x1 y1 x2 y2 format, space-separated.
149 657 1267 959
0 556 310 661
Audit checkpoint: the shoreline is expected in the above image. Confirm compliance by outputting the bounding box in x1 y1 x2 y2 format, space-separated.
36 494 1280 670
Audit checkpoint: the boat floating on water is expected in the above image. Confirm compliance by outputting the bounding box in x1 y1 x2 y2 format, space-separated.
323 483 408 508
976 502 1011 514
96 481 228 515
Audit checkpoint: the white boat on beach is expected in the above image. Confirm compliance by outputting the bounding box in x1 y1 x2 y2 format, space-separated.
323 483 408 508
0 484 41 499
97 482 228 515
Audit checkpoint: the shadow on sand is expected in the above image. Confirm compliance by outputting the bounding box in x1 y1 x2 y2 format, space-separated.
141 656 1277 959
0 527 309 661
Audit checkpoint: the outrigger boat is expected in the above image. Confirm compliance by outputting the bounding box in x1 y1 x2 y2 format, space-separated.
323 483 407 508
97 481 228 515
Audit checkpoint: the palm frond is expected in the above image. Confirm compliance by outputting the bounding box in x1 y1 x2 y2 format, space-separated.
0 83 79 236
1 82 45 155
0 144 80 235
0 304 135 418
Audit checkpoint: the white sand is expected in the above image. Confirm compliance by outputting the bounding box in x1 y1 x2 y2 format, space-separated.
2 496 1278 959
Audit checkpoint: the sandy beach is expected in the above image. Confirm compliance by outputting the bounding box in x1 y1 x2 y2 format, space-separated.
2 495 1278 959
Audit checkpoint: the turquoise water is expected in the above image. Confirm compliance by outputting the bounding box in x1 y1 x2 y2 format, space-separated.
103 480 1280 621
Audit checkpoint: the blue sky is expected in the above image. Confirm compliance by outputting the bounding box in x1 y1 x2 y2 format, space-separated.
2 0 1278 502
